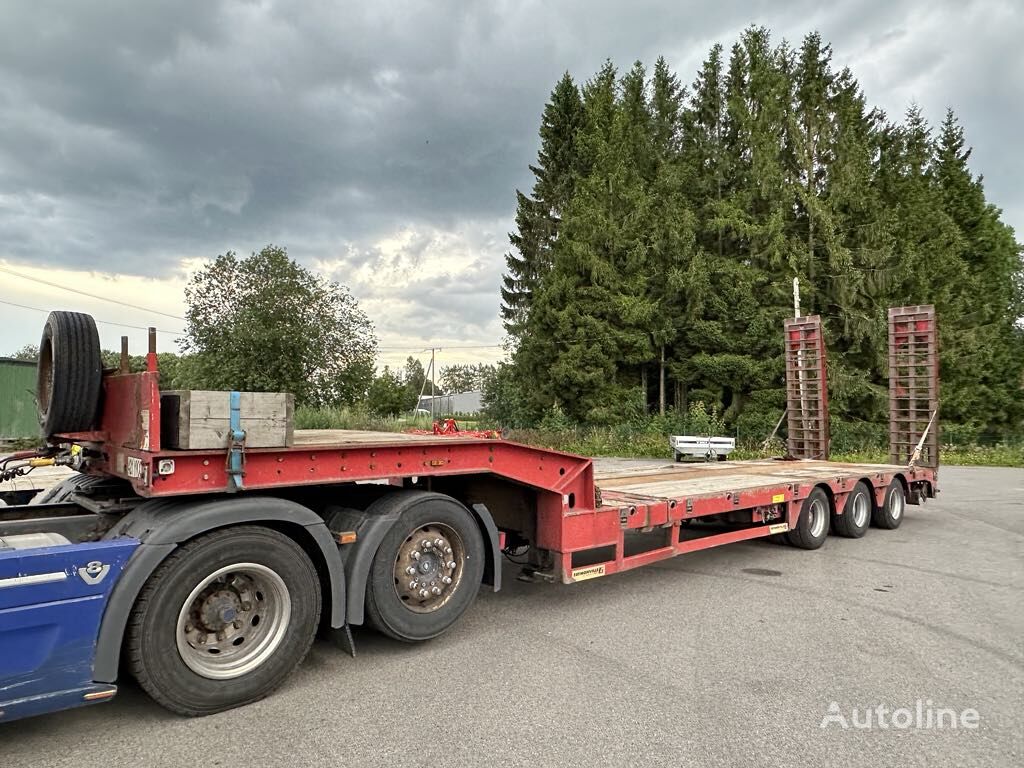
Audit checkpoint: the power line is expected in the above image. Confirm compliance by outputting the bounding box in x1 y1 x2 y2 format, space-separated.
377 343 506 351
0 265 187 321
0 297 185 336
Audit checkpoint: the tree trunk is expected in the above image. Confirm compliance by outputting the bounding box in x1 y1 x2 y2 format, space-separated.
641 366 648 413
659 346 666 416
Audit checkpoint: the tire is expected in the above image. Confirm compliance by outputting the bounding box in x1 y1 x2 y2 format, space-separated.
36 311 103 436
364 491 484 643
29 473 118 505
786 487 831 550
872 481 906 530
126 526 321 717
833 481 872 539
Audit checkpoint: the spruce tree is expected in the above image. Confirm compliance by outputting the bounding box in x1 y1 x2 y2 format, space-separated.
500 73 584 338
933 110 1024 433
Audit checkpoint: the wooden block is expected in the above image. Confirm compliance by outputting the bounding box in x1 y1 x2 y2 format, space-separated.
160 391 294 450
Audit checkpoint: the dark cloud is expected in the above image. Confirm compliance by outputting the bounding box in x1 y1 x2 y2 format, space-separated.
0 0 1018 350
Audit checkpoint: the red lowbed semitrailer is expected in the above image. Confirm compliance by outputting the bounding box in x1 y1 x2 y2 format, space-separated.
0 308 938 721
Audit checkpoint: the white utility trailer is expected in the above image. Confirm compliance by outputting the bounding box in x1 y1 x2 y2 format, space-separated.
669 435 736 462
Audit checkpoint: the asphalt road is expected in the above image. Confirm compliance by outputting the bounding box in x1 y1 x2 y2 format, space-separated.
1 463 1021 767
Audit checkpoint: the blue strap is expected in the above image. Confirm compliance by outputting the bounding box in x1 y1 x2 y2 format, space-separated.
226 390 246 492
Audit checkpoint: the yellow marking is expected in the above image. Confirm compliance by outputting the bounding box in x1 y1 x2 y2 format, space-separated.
571 564 606 582
768 523 789 534
772 493 786 503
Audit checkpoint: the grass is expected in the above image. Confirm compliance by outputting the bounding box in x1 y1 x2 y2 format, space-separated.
293 407 1024 468
294 406 482 433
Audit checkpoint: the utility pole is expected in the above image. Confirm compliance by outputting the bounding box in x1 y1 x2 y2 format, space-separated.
430 348 436 419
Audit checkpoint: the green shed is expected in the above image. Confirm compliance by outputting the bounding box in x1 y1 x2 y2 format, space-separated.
0 358 41 440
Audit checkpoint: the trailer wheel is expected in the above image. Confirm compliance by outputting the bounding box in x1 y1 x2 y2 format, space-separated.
786 487 830 550
833 482 872 538
126 526 321 716
364 492 484 642
872 481 906 530
36 311 103 436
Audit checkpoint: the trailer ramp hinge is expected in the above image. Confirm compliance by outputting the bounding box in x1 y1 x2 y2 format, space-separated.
225 390 247 493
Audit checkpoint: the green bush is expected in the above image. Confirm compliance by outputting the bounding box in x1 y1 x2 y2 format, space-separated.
293 404 1023 467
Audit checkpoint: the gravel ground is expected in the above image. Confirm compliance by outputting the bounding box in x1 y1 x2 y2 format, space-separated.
0 462 1021 767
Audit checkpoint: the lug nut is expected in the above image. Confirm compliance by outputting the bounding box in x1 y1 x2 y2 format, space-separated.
241 602 252 611
447 561 457 570
419 589 430 598
421 539 433 549
444 546 452 554
233 620 242 629
409 581 419 590
442 576 452 585
411 551 421 560
431 586 442 595
434 538 444 547
406 566 417 575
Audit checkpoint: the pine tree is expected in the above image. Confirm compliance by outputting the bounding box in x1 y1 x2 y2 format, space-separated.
501 73 584 337
520 62 655 422
933 110 1024 433
680 28 795 422
817 67 894 419
494 31 1022 438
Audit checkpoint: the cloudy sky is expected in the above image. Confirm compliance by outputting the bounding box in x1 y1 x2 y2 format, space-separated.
0 0 1019 371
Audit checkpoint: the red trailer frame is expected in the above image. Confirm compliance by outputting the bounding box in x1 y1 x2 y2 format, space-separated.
53 310 938 586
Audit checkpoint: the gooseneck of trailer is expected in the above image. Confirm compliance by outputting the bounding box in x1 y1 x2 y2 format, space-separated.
0 308 938 722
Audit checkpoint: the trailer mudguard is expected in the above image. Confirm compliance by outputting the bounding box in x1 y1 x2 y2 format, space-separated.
91 496 345 683
331 498 501 626
0 539 138 722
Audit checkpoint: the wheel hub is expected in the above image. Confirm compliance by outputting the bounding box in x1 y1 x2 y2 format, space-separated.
393 524 462 613
852 494 868 527
198 589 242 631
176 563 292 680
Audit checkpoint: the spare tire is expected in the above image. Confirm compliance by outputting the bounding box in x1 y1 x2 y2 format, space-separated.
37 311 103 436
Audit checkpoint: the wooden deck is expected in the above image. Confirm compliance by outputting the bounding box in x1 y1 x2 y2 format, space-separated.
595 458 909 500
290 429 485 447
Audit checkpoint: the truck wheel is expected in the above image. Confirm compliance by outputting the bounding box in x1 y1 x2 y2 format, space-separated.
872 481 906 530
364 492 484 642
126 526 321 716
833 481 872 538
786 487 830 550
36 311 103 436
29 472 127 505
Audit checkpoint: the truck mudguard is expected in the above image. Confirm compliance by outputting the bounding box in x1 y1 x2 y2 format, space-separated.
92 496 345 683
